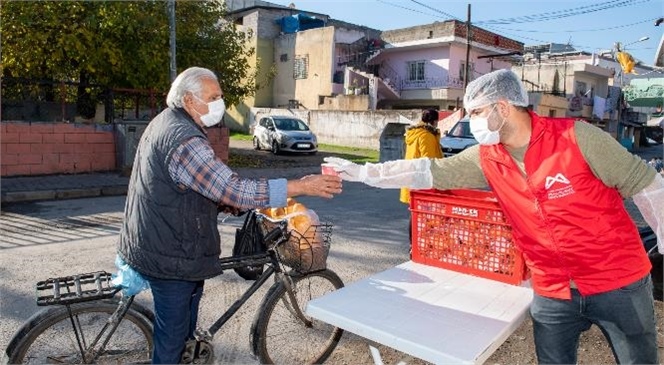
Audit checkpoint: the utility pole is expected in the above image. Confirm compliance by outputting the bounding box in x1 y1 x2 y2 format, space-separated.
463 4 472 92
168 0 177 82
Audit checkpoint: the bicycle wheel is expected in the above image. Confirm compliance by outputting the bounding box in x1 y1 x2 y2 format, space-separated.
6 300 153 364
251 269 344 364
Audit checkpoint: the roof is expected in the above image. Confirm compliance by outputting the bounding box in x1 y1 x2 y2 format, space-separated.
225 1 327 19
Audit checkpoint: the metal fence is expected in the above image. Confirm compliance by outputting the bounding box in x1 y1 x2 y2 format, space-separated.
1 77 164 123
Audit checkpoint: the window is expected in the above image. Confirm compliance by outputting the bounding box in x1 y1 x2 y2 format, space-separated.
460 61 475 83
294 55 309 79
548 109 556 117
407 61 425 82
280 54 288 62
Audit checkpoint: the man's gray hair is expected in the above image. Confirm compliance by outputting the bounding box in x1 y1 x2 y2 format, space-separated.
166 67 218 108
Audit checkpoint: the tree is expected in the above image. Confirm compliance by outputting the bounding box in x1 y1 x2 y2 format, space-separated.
1 1 264 118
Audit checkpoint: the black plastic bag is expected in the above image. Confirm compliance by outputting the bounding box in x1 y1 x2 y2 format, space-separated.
233 210 265 280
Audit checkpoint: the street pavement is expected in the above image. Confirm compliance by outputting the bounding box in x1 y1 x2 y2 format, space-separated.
1 142 662 364
1 143 662 205
0 182 418 364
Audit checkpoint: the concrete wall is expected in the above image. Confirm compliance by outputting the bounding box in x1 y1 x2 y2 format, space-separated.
226 34 276 133
514 62 612 119
273 27 336 110
528 93 568 117
1 121 229 177
250 107 421 150
319 94 370 111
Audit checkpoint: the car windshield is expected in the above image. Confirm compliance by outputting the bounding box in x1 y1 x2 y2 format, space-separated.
448 120 473 138
274 118 309 131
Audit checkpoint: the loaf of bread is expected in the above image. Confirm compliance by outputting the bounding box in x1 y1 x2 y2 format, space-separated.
259 199 322 249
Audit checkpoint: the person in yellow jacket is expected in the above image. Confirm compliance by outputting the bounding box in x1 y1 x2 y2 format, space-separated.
400 109 443 247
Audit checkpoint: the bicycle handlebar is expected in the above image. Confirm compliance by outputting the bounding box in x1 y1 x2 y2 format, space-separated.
263 222 289 247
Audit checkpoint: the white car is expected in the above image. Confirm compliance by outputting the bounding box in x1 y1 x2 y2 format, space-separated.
440 118 477 157
252 116 318 155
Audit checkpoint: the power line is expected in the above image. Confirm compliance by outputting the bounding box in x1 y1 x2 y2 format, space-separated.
407 0 462 22
375 0 443 20
476 0 652 25
376 0 655 59
487 17 658 33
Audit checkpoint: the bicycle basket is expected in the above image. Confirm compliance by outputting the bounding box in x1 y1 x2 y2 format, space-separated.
275 223 333 273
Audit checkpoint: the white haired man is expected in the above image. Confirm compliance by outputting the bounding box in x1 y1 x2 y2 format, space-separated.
117 67 342 363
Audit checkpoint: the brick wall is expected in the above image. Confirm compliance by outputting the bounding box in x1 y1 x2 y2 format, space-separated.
1 121 229 177
381 20 523 53
1 122 116 177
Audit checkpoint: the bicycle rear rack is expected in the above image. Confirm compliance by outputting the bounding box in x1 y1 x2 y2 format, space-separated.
36 271 120 306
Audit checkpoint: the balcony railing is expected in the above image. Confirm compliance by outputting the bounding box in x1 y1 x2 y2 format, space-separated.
401 77 464 90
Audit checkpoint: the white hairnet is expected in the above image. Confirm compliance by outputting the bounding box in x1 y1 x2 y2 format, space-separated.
463 69 529 112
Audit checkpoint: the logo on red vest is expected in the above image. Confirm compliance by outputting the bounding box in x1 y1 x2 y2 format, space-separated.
545 173 575 199
545 173 570 189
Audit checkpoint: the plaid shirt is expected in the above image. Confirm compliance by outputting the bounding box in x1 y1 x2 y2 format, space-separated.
168 137 285 209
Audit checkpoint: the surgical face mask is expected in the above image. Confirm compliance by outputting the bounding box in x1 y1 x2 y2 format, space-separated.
469 107 504 145
193 96 226 127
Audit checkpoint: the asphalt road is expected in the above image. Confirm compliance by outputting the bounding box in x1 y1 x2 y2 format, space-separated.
0 182 421 364
1 140 661 364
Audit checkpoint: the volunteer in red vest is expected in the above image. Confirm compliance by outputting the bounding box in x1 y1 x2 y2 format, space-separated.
323 69 664 365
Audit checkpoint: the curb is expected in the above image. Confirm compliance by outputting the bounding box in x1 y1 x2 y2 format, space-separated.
1 186 128 204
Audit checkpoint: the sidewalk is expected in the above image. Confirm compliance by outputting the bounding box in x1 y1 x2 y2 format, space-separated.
1 144 662 204
1 172 130 204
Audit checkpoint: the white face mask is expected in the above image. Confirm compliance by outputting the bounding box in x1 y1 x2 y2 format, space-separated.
469 107 504 145
193 96 226 127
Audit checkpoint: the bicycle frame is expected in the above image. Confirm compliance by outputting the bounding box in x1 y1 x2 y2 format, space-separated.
197 239 310 340
21 219 317 364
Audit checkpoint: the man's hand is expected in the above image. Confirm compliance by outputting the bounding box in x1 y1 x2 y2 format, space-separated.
288 174 342 198
322 157 364 182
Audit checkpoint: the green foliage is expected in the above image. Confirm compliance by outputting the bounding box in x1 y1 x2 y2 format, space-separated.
1 1 264 107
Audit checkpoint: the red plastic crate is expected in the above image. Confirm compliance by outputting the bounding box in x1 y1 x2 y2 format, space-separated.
409 189 525 285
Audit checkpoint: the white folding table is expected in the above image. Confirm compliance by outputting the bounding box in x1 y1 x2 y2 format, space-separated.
306 261 533 364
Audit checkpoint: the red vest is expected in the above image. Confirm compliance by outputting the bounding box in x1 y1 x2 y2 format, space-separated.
480 112 651 299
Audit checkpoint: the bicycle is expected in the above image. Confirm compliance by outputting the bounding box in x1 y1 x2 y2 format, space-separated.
4 211 345 364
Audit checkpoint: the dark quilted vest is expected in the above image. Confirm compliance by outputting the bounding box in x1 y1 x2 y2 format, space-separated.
118 108 222 281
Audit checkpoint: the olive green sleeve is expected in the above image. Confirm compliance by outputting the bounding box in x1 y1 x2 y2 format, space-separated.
429 145 489 190
574 120 656 198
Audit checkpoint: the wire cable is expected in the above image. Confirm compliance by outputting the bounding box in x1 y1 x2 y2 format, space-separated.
407 0 462 22
488 17 658 33
476 0 651 25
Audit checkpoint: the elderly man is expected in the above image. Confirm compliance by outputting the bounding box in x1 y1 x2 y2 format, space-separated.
117 67 342 364
325 69 663 364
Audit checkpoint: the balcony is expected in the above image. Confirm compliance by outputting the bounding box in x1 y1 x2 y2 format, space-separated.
401 76 464 90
